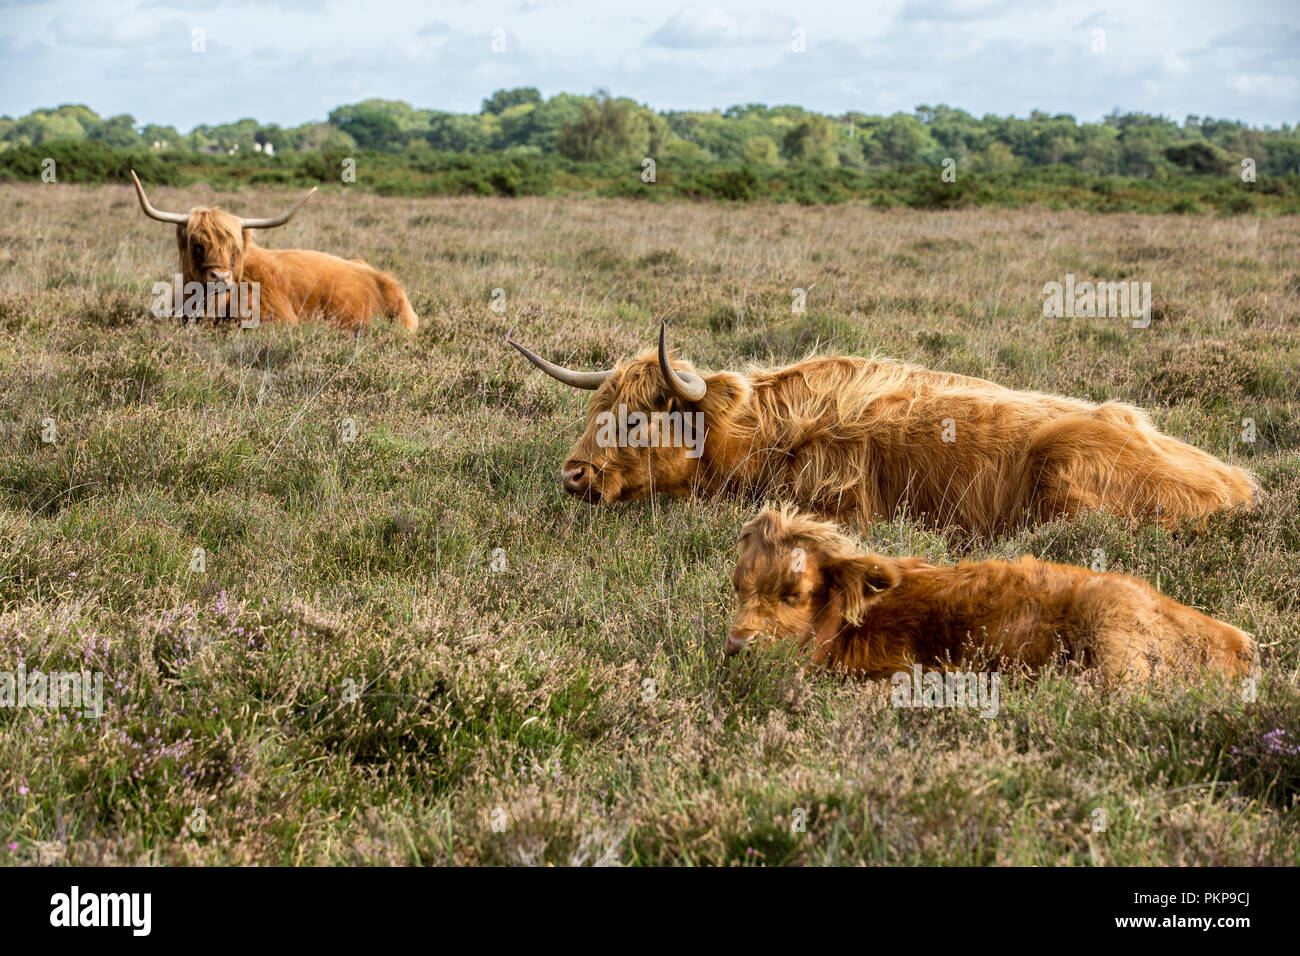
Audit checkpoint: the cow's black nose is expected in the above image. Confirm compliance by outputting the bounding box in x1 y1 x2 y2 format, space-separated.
562 463 589 495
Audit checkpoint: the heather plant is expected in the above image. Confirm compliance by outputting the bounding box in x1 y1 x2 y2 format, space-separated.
0 183 1296 864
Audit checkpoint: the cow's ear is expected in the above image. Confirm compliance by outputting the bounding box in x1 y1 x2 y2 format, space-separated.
700 371 749 417
825 553 898 626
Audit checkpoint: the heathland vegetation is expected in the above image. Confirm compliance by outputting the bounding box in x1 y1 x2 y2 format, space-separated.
1 185 1297 863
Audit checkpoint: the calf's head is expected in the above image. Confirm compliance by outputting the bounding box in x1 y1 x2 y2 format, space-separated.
508 323 748 503
131 170 316 287
727 507 899 657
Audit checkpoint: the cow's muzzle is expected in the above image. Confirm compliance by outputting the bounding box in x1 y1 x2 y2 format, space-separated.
725 630 753 657
561 461 601 501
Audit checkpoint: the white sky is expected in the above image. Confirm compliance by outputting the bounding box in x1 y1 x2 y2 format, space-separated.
0 0 1296 128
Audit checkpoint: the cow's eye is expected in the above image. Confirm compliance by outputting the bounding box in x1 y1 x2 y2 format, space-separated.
782 591 802 605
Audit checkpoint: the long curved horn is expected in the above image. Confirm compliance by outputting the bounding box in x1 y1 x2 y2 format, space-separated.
130 169 189 225
506 331 614 390
658 321 707 401
238 187 317 229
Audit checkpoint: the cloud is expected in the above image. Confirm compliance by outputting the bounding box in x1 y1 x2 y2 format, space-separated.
1210 22 1300 49
1229 73 1298 99
900 0 1025 23
646 7 794 49
51 13 174 48
1 0 1297 130
139 0 338 9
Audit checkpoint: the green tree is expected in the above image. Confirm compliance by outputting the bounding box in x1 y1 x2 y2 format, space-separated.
1165 141 1230 175
556 94 658 161
1120 132 1162 177
139 124 182 149
329 100 414 150
10 109 86 145
495 94 585 152
1076 124 1120 174
782 115 838 167
90 114 141 149
743 135 779 166
871 113 937 165
971 141 1020 173
425 113 492 152
483 88 542 115
295 123 357 153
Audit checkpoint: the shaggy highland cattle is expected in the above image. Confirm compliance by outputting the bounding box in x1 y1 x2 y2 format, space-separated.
131 171 418 331
508 323 1255 534
727 506 1256 684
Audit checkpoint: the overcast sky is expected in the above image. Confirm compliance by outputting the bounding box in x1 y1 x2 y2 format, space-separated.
1 0 1297 129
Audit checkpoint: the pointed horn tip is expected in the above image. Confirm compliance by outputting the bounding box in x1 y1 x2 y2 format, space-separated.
657 320 706 401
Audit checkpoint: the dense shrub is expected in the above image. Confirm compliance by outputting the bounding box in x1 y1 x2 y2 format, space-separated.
2 142 1296 213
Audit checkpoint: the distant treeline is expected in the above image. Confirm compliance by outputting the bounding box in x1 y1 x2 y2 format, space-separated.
3 140 1294 214
5 90 1300 177
2 91 1297 212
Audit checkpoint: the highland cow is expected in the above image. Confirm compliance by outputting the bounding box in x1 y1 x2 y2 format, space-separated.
508 323 1255 534
132 171 418 331
726 506 1256 685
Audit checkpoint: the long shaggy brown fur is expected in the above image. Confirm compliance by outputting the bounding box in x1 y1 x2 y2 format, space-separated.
727 506 1257 684
171 207 418 330
559 347 1255 534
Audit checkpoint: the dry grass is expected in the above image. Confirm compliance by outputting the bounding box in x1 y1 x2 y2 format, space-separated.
0 181 1297 865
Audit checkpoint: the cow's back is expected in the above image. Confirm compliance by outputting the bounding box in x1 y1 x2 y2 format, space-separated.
744 356 1096 532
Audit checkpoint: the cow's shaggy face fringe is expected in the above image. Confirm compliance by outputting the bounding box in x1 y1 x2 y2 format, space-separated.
562 350 749 503
728 506 1257 685
563 347 1255 533
176 208 249 287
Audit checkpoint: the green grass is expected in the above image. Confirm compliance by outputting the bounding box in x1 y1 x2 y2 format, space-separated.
0 183 1297 864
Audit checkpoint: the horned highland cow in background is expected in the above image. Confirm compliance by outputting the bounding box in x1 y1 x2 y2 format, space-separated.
727 507 1256 685
131 171 418 331
508 323 1255 535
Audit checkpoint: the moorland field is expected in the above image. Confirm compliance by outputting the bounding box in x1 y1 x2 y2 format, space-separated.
0 181 1297 864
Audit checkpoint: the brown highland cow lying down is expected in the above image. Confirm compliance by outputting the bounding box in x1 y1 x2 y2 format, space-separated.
509 323 1255 535
726 507 1256 685
132 171 418 331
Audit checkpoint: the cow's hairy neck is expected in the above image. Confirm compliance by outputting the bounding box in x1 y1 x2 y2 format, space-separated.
702 357 940 511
